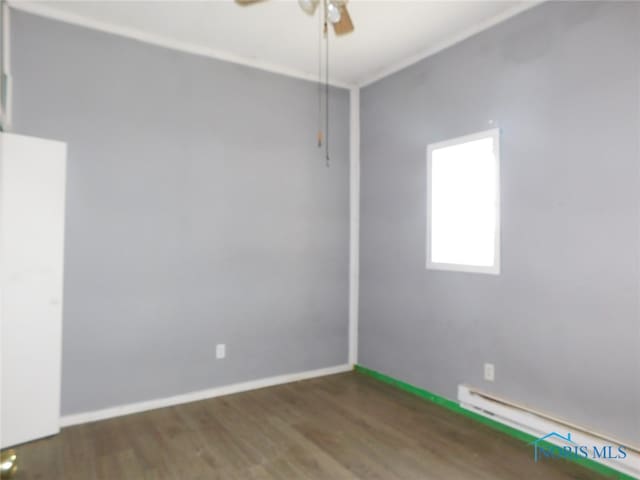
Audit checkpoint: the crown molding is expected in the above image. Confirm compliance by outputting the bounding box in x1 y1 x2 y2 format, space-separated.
8 0 356 90
9 1 545 91
358 1 543 88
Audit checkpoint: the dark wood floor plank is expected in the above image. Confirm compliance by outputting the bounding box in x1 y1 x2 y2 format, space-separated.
10 372 612 479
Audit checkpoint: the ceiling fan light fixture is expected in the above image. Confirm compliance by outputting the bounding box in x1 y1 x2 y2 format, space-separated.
327 1 341 24
298 0 319 15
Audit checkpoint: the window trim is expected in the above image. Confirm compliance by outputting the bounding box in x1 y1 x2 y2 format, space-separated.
426 128 501 275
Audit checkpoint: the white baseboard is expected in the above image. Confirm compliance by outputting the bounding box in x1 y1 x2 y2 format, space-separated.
60 364 352 428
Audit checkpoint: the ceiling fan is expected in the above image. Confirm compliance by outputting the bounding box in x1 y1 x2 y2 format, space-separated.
236 0 352 167
235 0 355 36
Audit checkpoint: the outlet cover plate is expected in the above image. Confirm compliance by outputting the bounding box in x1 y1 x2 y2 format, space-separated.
484 363 495 382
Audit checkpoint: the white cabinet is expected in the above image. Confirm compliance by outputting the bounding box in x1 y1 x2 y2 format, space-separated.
0 132 66 448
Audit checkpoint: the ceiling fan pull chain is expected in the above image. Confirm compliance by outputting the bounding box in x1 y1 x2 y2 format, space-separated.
325 4 330 167
317 3 323 149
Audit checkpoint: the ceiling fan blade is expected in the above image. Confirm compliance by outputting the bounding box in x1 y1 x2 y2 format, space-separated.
235 0 265 5
332 4 354 36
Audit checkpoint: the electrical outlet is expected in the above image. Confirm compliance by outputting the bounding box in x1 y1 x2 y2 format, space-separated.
216 344 226 359
484 363 495 382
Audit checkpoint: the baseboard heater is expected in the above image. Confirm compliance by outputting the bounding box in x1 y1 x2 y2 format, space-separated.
458 385 640 478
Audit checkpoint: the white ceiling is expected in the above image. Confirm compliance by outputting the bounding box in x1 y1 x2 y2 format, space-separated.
12 0 537 86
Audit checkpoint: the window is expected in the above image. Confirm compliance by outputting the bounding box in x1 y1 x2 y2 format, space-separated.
426 129 500 274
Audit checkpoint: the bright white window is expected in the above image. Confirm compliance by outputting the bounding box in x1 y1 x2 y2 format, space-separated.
426 129 500 274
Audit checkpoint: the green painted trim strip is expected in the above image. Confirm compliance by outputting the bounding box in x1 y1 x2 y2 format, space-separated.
354 365 636 480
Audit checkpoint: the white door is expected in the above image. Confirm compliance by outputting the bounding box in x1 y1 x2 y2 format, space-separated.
0 132 66 447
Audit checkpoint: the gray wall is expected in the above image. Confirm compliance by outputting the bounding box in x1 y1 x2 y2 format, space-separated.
11 11 350 415
360 1 640 445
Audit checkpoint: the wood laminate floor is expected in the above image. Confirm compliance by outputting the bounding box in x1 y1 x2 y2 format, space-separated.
12 372 613 479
